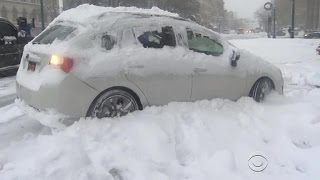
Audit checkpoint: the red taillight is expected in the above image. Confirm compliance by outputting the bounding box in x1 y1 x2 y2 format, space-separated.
49 55 73 73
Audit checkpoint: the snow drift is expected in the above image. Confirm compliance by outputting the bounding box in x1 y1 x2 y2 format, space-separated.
1 18 320 180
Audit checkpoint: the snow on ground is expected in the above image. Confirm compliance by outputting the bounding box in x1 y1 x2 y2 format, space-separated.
222 32 268 40
0 77 16 107
231 38 320 95
0 38 320 180
0 77 15 98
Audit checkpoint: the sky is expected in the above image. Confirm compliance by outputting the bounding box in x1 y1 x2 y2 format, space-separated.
224 0 267 19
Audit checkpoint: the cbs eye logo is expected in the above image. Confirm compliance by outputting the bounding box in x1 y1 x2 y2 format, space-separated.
248 153 268 172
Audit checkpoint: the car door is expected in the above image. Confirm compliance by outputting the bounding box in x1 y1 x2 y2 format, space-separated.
186 28 247 101
124 24 193 106
0 21 20 71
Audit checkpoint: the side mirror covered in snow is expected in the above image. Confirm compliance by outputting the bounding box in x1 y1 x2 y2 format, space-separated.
231 50 240 67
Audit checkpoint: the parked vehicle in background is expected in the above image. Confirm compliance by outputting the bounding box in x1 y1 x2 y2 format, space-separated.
304 32 320 39
237 28 245 34
316 44 320 55
276 29 286 36
0 17 32 77
223 29 230 34
16 5 284 120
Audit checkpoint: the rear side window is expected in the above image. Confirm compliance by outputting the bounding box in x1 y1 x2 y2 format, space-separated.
0 22 17 38
136 26 176 48
187 29 224 56
33 25 75 44
101 33 116 50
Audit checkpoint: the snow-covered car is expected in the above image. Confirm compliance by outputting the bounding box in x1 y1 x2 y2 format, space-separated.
16 5 283 119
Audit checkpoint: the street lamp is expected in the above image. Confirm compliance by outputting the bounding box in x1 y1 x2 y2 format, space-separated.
264 2 276 38
218 16 223 34
291 0 295 38
40 0 45 30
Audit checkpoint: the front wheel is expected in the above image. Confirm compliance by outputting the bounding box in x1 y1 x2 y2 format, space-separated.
250 78 274 102
87 89 139 118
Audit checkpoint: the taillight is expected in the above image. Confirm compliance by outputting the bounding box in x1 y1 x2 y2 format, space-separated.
49 55 73 73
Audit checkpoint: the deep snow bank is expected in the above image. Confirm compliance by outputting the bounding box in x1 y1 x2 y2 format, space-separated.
1 93 320 180
1 38 320 180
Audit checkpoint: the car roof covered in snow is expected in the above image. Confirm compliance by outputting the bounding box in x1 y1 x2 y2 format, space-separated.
52 4 186 25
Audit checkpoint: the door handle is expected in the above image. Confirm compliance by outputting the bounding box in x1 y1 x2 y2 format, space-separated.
129 65 144 69
193 68 207 73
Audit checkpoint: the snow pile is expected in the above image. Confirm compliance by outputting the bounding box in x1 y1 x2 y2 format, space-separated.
231 38 320 90
0 77 15 98
222 32 268 40
52 4 179 26
1 93 320 180
1 38 320 179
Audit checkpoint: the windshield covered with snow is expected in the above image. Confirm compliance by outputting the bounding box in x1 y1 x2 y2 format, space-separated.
32 24 76 44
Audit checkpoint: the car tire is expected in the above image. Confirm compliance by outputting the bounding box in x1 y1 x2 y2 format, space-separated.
87 89 139 119
250 78 274 102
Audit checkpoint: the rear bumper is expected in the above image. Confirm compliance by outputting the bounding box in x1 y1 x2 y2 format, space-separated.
16 75 99 119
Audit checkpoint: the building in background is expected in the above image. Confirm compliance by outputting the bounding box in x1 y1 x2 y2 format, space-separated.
1 0 246 33
0 0 59 34
306 0 320 31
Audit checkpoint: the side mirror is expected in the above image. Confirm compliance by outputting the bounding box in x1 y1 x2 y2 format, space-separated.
231 50 240 67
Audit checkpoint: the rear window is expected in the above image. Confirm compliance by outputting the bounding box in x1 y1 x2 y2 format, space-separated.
0 22 17 38
33 24 76 44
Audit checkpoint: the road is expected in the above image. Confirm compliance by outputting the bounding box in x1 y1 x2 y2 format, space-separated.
0 77 16 107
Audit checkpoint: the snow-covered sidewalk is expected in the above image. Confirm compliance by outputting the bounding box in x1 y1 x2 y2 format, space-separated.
0 38 320 180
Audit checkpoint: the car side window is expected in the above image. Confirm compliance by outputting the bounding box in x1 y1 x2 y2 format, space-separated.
101 33 116 50
0 22 16 38
186 29 224 56
0 22 17 45
121 28 137 47
136 26 176 48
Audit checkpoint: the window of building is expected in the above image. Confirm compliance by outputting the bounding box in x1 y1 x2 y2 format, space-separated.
22 8 28 18
1 6 8 19
12 7 18 21
30 9 37 22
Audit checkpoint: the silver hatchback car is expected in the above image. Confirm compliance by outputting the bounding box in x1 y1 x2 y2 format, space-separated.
16 6 283 119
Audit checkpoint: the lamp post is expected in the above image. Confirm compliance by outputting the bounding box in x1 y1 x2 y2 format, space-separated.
218 16 223 34
264 2 276 38
40 0 45 30
291 0 295 38
273 7 276 38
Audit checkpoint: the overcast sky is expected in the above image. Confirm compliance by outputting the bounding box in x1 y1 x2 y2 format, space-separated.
224 0 267 19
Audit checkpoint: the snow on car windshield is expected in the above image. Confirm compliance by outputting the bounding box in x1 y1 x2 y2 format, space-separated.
32 24 76 44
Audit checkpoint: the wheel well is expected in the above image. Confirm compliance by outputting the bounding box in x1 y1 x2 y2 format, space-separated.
249 77 275 97
86 86 143 117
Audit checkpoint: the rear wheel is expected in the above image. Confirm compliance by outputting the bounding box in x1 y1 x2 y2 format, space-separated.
87 89 139 118
250 78 274 102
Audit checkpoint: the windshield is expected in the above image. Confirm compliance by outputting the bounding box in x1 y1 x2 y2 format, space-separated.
32 24 76 44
